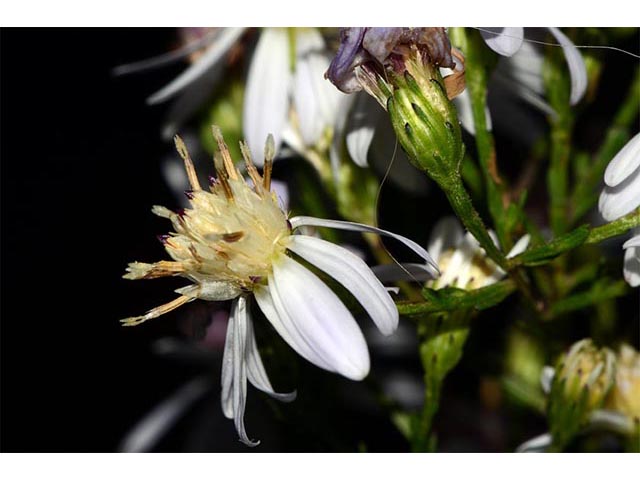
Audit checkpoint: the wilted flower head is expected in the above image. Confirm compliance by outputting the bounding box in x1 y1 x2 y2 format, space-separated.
326 28 456 94
122 127 438 445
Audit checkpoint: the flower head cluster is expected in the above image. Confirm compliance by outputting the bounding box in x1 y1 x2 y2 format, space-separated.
122 127 437 445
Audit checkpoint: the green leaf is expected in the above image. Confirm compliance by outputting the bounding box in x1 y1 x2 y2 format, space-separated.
547 279 628 318
509 225 589 267
396 280 516 317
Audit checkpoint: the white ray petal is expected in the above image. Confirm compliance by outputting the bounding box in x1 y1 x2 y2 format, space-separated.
119 377 211 452
623 233 640 249
220 300 237 419
623 244 640 287
604 133 640 187
254 280 334 372
243 28 292 165
220 297 258 447
507 234 531 259
290 216 439 275
428 217 464 264
516 432 552 453
480 27 524 57
146 28 245 105
288 235 398 336
540 366 555 395
293 29 346 147
245 308 297 402
598 165 640 221
269 254 370 380
345 94 381 167
547 27 587 106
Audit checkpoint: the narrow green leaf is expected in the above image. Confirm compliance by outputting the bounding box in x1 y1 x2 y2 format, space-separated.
510 225 589 267
396 280 516 317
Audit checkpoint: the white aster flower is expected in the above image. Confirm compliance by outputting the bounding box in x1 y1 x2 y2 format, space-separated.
598 133 640 287
426 217 530 290
458 27 587 137
122 127 438 445
116 28 344 162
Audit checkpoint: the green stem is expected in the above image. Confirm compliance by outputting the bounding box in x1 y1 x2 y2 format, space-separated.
451 28 511 248
442 175 507 270
545 43 574 235
585 209 640 244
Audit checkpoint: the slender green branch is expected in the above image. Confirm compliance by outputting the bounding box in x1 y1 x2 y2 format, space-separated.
545 42 575 235
585 209 640 244
449 28 512 248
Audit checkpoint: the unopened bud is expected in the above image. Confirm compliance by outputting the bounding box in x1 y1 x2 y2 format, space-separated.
548 339 616 450
386 53 465 186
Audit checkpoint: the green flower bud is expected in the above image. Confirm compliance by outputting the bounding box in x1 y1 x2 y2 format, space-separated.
357 50 464 188
548 339 616 450
387 57 465 187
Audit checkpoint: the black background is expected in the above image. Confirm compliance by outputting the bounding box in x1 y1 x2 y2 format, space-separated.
1 28 200 452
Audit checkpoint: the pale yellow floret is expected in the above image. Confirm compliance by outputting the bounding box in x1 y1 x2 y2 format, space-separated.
121 128 291 326
430 248 499 290
606 344 640 421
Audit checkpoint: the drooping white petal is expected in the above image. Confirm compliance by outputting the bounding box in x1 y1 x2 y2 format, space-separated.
623 243 640 287
119 377 211 452
146 28 245 105
244 307 297 402
254 279 334 373
480 27 524 57
220 297 258 447
428 217 464 264
604 133 640 187
540 366 555 395
598 164 640 221
293 29 346 147
263 254 371 380
220 300 238 419
288 235 398 336
289 216 439 275
345 94 381 167
547 27 587 106
507 234 531 259
515 432 552 453
243 28 292 165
